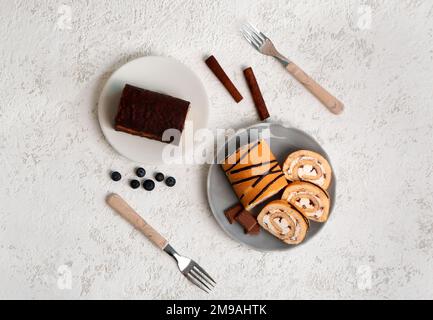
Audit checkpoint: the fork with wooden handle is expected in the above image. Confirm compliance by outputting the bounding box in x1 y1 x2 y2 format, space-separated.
106 193 216 293
241 22 344 115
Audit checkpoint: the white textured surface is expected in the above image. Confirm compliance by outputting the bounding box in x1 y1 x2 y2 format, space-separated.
1 0 432 300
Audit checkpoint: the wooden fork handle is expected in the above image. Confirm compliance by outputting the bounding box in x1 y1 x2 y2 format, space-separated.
106 193 168 250
286 62 344 114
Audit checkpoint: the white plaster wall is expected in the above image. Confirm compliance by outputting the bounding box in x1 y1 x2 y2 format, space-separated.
0 0 432 299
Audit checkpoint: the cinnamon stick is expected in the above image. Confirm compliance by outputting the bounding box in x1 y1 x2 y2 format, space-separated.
205 55 243 103
243 67 270 121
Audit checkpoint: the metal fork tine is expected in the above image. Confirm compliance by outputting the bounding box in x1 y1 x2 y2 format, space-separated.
240 28 252 41
243 25 262 44
245 21 257 32
249 31 264 46
241 33 255 47
192 266 214 287
186 273 209 293
249 22 266 40
193 264 216 284
241 28 261 49
244 22 266 42
190 269 212 291
242 24 258 41
241 31 257 48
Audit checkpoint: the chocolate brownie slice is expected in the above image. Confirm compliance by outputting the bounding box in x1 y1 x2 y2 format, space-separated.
114 84 190 144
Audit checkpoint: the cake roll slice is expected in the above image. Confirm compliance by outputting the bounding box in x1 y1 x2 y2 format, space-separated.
282 181 330 223
282 150 332 190
258 200 309 245
221 139 288 211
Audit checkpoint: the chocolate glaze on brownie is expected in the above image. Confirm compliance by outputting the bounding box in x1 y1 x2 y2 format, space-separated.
114 84 190 144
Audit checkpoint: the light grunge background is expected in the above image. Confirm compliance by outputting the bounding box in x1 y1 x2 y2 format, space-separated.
0 0 432 299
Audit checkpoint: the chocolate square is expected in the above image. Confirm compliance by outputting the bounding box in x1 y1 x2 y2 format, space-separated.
236 210 258 234
224 203 243 224
247 223 260 235
114 84 190 144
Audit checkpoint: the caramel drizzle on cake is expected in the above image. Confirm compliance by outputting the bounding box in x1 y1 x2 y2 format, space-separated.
221 139 288 211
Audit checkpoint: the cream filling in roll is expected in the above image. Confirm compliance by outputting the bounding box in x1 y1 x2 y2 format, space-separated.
287 157 326 187
282 181 330 223
288 194 324 220
263 209 302 242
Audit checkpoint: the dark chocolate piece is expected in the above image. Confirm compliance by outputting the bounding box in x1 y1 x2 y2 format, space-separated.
236 210 258 233
224 203 243 224
248 223 260 235
114 84 190 145
243 67 270 121
205 55 243 103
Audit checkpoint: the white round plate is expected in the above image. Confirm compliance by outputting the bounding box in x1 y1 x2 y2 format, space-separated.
207 123 336 251
98 56 209 164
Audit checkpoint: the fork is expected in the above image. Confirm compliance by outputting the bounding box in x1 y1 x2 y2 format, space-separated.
241 22 344 115
106 193 216 293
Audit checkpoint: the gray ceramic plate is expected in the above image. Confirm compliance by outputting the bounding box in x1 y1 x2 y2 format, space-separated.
207 122 336 251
